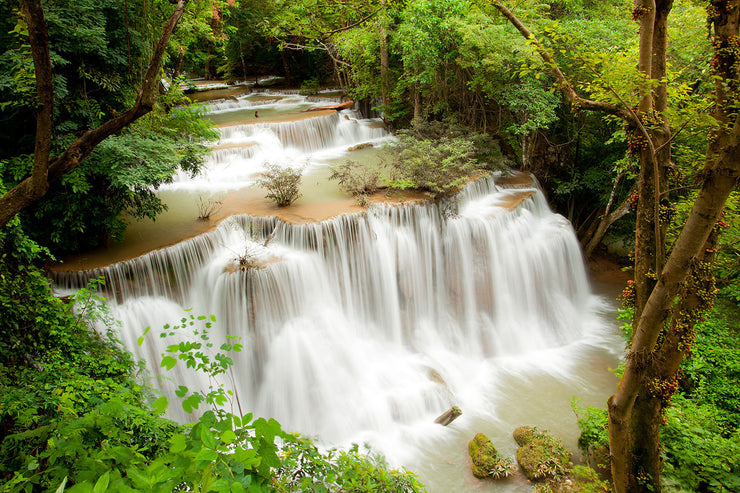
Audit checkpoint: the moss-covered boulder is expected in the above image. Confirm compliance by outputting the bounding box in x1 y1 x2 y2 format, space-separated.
533 465 610 493
468 433 516 479
513 427 572 481
513 425 539 446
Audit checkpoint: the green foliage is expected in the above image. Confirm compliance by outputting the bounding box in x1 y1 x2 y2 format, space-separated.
328 160 382 196
11 90 216 255
661 396 740 492
258 164 303 207
274 442 425 493
571 399 609 457
0 266 425 493
382 119 503 198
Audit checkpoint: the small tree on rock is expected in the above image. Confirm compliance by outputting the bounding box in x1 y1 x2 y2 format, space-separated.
258 164 303 207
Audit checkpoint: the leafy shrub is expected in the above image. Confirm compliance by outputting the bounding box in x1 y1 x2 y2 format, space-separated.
661 396 740 492
258 164 303 206
382 120 505 198
329 160 382 196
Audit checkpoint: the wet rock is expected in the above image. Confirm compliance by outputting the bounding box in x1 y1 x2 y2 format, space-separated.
513 427 572 481
434 406 462 426
468 433 516 479
347 142 373 152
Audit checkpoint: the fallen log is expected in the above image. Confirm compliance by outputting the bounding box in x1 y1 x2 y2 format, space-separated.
303 100 354 112
434 406 462 426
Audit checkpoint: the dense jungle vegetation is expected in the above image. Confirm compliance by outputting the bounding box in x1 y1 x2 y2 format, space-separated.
1 0 739 492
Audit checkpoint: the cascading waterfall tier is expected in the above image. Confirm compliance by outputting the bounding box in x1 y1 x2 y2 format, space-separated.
52 173 603 446
163 104 390 191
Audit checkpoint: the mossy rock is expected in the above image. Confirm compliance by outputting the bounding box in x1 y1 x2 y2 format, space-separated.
513 425 539 446
514 427 572 481
468 433 516 480
534 465 609 493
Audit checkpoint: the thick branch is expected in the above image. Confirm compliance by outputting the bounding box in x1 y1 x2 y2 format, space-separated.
0 0 190 229
491 2 632 121
583 179 635 258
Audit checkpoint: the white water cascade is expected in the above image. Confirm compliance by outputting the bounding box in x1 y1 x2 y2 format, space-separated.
53 90 621 492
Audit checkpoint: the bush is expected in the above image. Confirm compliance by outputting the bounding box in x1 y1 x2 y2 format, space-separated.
382 120 504 198
329 160 382 196
258 164 303 206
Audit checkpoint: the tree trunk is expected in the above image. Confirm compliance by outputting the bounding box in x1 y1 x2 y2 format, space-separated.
491 3 739 493
582 181 634 259
0 0 190 229
379 0 389 111
413 85 422 122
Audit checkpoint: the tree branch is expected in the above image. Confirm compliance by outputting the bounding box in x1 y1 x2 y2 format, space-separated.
0 0 190 229
22 0 54 199
491 1 632 121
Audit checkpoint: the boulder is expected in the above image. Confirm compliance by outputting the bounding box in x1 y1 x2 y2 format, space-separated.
468 433 516 480
513 427 572 481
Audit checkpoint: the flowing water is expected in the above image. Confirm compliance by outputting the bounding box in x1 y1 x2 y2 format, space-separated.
52 89 623 492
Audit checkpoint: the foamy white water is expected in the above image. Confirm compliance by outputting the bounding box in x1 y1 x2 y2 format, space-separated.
163 91 390 192
53 175 621 489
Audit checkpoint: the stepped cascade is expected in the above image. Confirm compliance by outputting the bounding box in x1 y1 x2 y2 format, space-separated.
52 90 620 491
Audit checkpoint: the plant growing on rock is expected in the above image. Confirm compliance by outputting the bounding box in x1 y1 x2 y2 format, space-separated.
258 164 303 207
468 432 516 480
513 426 572 482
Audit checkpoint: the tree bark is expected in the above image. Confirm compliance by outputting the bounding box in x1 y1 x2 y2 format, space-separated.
492 3 740 493
22 0 54 200
583 179 635 259
379 0 390 111
0 0 190 229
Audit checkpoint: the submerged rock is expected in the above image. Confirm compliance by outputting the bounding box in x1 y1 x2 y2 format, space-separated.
513 426 572 481
468 433 516 480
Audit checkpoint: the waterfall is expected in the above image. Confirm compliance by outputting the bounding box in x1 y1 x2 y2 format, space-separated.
53 174 605 442
163 110 390 191
50 90 622 491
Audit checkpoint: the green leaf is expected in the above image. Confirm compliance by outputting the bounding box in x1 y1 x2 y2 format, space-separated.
169 434 188 454
221 430 237 444
152 396 168 414
55 477 68 493
196 448 218 461
93 471 110 493
201 425 218 449
175 385 189 398
137 326 150 346
161 355 177 370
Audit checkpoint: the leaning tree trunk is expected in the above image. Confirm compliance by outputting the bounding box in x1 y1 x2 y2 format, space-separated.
623 3 673 491
379 0 390 111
